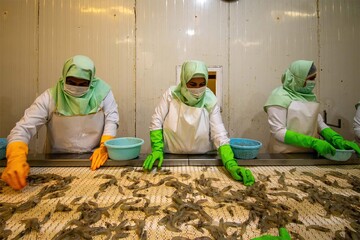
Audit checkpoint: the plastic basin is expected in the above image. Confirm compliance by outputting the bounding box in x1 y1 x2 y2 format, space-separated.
104 137 144 160
230 138 262 159
323 149 354 161
0 138 7 160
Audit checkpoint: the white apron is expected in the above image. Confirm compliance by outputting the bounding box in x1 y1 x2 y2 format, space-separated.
163 99 214 154
46 110 104 153
270 101 320 153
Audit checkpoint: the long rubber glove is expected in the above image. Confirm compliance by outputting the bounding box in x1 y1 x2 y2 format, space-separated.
251 228 291 240
90 135 114 171
284 130 336 156
143 129 164 171
321 128 360 154
219 144 255 186
1 141 30 190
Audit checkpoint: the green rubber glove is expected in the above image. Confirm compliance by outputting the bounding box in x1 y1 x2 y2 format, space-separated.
219 144 255 186
321 128 360 154
143 130 164 171
251 228 291 240
284 130 336 156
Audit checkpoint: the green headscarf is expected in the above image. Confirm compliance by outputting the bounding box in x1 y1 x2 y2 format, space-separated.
264 60 317 112
50 55 110 116
171 60 217 112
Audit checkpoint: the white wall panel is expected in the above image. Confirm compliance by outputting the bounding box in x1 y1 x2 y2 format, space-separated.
136 0 228 152
229 0 319 152
319 0 360 140
0 0 38 149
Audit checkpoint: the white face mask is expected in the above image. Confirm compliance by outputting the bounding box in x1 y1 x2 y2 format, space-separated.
64 84 89 97
187 86 206 98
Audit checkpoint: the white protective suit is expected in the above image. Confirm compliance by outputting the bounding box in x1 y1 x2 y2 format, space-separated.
149 88 229 154
7 89 119 153
267 103 329 153
354 105 360 142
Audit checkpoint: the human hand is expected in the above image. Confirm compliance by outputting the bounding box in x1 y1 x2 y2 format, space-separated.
334 140 360 154
1 141 30 190
312 139 336 156
143 151 164 171
226 161 255 186
90 145 108 170
251 228 291 240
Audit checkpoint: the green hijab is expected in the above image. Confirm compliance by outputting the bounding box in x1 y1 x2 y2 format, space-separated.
171 60 217 112
264 60 317 112
50 55 110 116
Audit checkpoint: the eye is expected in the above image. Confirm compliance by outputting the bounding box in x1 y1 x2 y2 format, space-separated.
66 80 75 85
306 74 316 81
187 82 197 88
79 82 89 87
199 82 206 87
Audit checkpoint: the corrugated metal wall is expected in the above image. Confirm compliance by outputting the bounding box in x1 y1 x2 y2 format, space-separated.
0 0 359 153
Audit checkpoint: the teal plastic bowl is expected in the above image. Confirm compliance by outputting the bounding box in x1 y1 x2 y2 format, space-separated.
0 138 7 160
230 138 262 159
104 137 144 160
323 149 354 161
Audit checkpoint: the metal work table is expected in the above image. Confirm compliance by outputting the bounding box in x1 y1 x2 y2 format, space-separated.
0 152 358 167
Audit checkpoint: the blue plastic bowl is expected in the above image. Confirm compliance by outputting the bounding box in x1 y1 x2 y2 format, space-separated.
323 149 354 161
0 138 7 160
230 138 262 159
104 137 144 160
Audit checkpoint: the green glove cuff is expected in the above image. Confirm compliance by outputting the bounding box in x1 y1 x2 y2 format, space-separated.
150 129 164 152
218 144 235 169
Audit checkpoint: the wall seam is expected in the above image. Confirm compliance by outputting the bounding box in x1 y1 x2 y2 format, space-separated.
317 0 321 98
226 1 231 128
134 1 137 137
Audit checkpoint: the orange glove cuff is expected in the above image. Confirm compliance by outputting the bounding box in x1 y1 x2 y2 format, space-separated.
100 135 115 146
6 141 28 163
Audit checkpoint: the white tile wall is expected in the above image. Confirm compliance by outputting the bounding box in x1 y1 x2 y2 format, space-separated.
0 0 359 153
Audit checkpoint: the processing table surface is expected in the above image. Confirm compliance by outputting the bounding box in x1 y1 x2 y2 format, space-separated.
0 154 359 239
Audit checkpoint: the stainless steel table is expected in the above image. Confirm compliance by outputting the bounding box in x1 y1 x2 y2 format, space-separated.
1 152 358 167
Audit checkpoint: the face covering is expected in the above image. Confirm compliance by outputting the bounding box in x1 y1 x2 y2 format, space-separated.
296 81 316 94
187 86 206 98
64 84 89 97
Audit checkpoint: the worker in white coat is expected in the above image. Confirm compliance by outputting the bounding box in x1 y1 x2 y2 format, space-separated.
264 60 360 155
354 101 360 143
2 55 119 190
142 60 254 186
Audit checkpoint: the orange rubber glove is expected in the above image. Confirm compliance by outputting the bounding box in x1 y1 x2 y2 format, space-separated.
90 135 114 171
1 141 30 190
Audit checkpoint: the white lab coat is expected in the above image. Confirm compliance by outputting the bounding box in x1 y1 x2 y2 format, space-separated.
354 106 360 142
150 88 229 154
267 101 329 153
7 89 119 153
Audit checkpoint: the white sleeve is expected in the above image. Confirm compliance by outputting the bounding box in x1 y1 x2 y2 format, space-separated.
149 89 172 131
267 106 287 142
354 107 360 141
317 113 329 132
209 104 230 149
101 90 119 136
7 90 53 144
